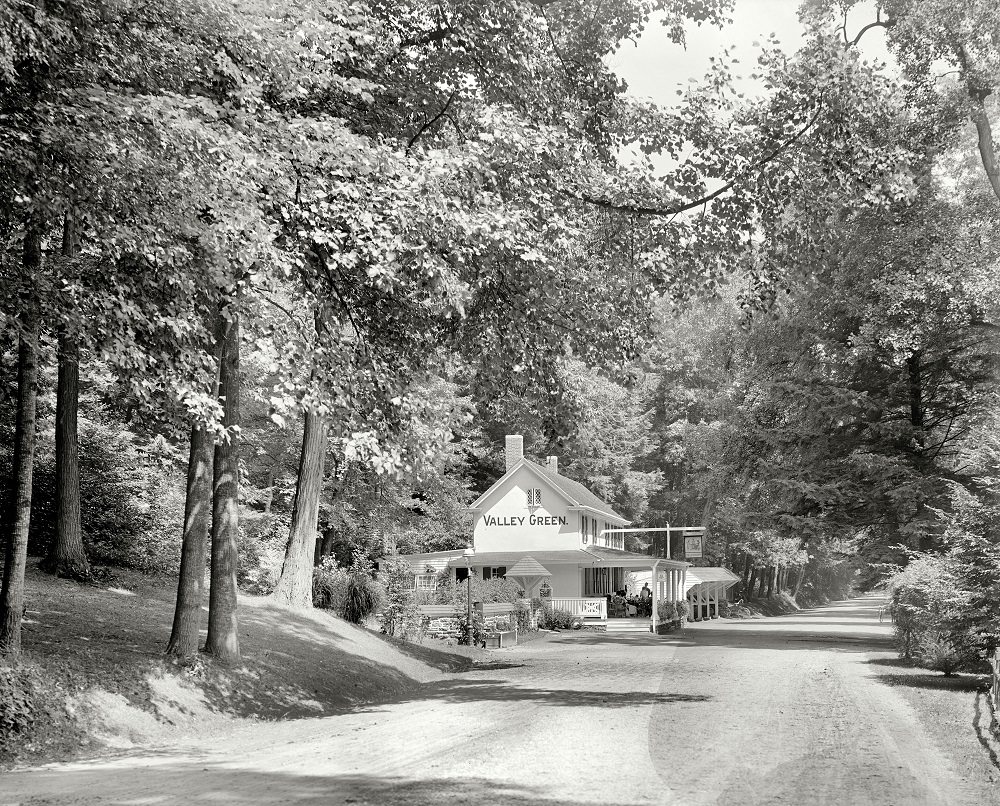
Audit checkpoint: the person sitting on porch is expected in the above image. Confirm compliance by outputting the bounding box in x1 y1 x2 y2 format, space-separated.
610 594 627 617
640 583 651 600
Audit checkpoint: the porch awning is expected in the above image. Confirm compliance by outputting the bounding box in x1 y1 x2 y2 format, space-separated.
684 566 740 597
445 549 687 571
686 567 740 586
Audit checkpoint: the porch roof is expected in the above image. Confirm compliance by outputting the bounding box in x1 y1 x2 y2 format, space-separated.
444 548 687 571
687 567 741 586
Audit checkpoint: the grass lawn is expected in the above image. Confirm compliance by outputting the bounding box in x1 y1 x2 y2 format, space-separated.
867 655 1000 803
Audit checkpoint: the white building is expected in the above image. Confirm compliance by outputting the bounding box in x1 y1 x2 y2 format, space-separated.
397 435 695 628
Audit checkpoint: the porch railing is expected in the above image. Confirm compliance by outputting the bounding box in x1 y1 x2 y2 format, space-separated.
547 597 607 620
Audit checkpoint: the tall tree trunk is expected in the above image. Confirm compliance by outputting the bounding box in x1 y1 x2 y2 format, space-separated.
0 229 42 657
272 410 329 608
315 531 335 566
766 566 776 597
757 568 769 598
747 567 758 599
793 566 805 599
166 425 214 657
43 212 90 579
907 351 923 441
205 309 241 665
43 337 90 579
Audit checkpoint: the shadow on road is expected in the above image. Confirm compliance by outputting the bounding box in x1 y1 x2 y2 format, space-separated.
364 678 711 710
0 767 607 806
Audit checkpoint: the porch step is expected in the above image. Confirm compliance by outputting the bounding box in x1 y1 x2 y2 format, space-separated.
605 618 651 633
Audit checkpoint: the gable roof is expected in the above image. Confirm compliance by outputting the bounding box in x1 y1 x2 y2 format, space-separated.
506 556 552 577
469 458 627 522
527 460 626 521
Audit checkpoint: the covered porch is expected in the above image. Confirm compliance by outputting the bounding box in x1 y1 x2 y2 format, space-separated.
441 547 689 631
580 550 689 632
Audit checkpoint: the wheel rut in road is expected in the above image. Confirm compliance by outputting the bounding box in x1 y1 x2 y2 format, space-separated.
646 596 980 806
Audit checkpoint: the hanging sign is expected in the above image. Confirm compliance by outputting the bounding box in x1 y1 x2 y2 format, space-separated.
683 529 705 559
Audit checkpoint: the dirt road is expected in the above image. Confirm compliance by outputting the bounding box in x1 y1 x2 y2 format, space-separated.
2 596 994 805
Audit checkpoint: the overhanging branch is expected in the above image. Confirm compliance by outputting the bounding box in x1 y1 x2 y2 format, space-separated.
572 103 824 217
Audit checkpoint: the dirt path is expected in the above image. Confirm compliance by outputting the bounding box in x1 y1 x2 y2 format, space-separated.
2 596 994 805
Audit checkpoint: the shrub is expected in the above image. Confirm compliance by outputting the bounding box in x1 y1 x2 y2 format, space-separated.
378 555 418 637
313 556 350 612
434 575 524 606
343 570 383 624
514 600 535 632
457 610 486 646
0 666 38 752
674 600 689 620
539 607 580 630
889 554 977 673
915 633 976 676
657 600 677 622
313 557 383 624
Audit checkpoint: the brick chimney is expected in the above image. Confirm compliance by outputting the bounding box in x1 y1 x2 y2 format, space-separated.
546 455 558 475
505 435 523 472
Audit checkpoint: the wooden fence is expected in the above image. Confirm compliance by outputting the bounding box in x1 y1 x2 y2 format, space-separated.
990 648 1000 728
417 603 518 618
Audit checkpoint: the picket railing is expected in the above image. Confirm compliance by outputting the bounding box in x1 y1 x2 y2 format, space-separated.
547 597 607 620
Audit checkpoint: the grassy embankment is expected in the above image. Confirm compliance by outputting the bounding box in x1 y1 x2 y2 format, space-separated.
2 563 487 769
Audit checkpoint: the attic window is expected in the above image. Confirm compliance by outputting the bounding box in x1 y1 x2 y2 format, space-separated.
526 488 541 507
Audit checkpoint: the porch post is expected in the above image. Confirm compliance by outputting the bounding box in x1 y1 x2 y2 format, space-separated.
650 560 660 632
681 568 688 620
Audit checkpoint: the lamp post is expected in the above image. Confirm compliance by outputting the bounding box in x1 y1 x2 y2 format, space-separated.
463 546 475 645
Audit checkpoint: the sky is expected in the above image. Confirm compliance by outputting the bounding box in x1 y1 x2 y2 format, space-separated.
607 0 892 106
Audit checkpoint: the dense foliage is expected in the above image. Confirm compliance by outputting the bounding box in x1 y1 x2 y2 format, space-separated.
0 0 997 683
